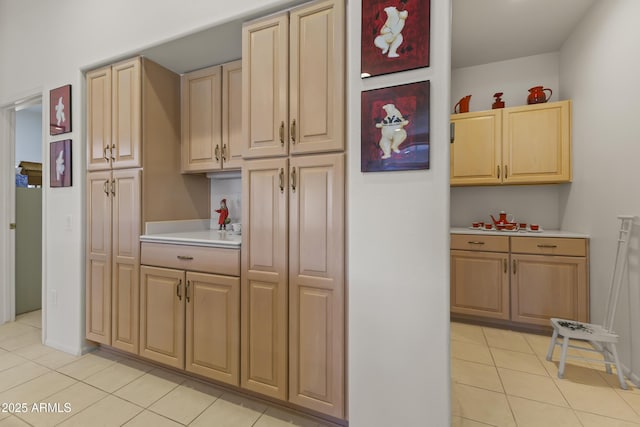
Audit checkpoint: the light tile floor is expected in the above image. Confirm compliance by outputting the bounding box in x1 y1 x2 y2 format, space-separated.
0 311 335 427
452 321 640 426
6 313 640 426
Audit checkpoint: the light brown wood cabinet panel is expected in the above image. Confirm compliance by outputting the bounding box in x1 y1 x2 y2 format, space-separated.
139 266 185 369
181 65 222 172
503 101 571 184
222 60 244 169
186 272 240 386
243 0 344 159
450 110 501 186
86 169 141 349
450 250 510 320
87 67 112 171
111 58 142 169
86 171 113 344
511 254 588 326
242 14 289 158
241 158 289 399
288 153 345 417
451 100 571 186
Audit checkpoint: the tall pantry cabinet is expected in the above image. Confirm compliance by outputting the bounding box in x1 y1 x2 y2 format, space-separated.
241 0 345 418
85 57 210 353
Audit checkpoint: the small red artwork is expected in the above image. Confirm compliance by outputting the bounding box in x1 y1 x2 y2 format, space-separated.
49 84 71 135
361 80 430 172
50 139 72 187
361 0 430 78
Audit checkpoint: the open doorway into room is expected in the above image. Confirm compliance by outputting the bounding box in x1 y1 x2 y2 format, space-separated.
14 101 43 329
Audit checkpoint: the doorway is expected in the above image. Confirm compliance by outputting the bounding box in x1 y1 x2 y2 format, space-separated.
0 95 43 328
14 102 43 319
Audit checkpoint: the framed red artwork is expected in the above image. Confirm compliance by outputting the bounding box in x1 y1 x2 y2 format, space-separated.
49 84 71 135
361 80 430 172
50 139 72 187
361 0 430 78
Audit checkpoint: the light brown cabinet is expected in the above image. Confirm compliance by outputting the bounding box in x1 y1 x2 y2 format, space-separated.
450 233 589 329
450 235 509 320
242 0 345 158
87 58 141 172
241 153 345 417
139 243 241 386
86 169 141 349
181 60 243 172
450 100 571 186
85 58 211 353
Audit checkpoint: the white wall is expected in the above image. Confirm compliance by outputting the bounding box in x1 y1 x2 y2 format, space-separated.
15 108 42 166
559 0 640 382
450 53 565 229
347 0 451 425
0 0 452 424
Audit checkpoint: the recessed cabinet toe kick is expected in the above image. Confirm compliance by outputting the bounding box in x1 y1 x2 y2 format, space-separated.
450 232 589 330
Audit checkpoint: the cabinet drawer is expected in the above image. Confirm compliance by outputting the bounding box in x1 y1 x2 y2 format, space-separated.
450 234 509 252
511 237 586 257
141 242 240 276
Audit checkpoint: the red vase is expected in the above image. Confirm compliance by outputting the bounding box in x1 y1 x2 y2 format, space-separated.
527 86 552 104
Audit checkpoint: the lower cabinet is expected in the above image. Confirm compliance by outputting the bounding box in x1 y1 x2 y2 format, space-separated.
139 243 240 386
451 233 589 328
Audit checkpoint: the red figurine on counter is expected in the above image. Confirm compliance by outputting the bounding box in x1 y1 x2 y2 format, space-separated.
215 198 229 230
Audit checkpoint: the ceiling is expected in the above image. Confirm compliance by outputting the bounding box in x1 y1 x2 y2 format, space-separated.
144 0 597 74
452 0 596 69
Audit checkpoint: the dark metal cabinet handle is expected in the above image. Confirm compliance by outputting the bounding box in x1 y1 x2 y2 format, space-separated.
103 180 109 196
177 255 194 260
176 279 182 301
504 259 507 273
279 122 285 146
537 244 558 248
450 122 455 144
222 144 227 161
111 179 115 197
111 144 116 161
290 119 296 144
497 165 501 179
291 167 297 192
103 146 109 161
505 165 509 178
215 144 220 162
467 241 485 245
513 259 517 274
279 168 284 193
186 280 191 303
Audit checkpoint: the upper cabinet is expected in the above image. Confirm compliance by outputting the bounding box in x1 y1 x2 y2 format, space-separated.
242 0 345 158
87 58 142 171
181 60 243 173
450 100 572 186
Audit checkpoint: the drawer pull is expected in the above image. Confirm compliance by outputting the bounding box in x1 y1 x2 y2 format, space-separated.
177 255 194 260
537 244 558 248
177 279 182 301
467 241 485 245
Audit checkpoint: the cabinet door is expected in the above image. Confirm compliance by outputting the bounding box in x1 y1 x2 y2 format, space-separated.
289 0 344 155
503 100 571 184
140 266 185 369
511 254 588 326
222 60 243 170
181 65 222 172
86 171 113 344
450 110 502 186
450 250 510 320
242 14 289 158
112 58 142 169
87 66 112 171
111 169 141 354
241 158 288 399
186 271 240 386
289 153 344 417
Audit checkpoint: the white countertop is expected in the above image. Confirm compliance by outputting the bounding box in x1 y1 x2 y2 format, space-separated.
140 220 241 248
451 227 590 239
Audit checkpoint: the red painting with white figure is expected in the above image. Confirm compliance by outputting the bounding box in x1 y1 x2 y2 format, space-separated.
361 0 430 77
49 84 71 135
361 80 430 172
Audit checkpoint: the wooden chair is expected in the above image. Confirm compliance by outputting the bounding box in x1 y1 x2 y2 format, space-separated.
546 215 635 390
